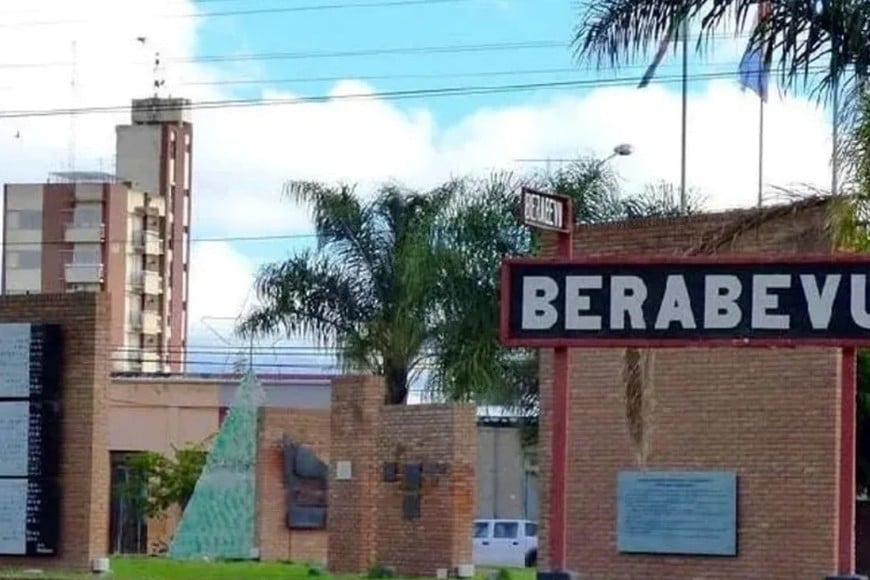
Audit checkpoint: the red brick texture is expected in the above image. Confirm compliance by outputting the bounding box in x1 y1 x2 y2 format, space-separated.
256 407 330 564
0 293 110 572
377 404 477 575
537 201 845 578
327 376 476 577
328 376 382 574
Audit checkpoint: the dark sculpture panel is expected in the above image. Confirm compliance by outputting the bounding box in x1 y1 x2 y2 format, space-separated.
282 440 328 530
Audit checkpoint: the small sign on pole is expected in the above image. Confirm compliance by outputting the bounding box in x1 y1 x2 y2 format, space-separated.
520 186 571 234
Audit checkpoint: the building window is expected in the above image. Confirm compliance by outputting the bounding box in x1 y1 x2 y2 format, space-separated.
7 209 42 230
72 205 101 228
169 157 176 187
72 245 101 265
183 149 191 190
7 250 41 269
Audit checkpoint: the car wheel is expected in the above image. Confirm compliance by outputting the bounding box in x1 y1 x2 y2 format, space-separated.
525 549 537 568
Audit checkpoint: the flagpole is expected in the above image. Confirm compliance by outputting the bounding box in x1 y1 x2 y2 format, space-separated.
680 16 688 213
757 95 764 207
832 76 840 197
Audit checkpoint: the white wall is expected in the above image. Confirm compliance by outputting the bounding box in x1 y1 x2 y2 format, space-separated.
116 125 161 195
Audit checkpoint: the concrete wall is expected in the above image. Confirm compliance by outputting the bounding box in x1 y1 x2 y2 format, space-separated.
537 199 843 578
477 424 536 520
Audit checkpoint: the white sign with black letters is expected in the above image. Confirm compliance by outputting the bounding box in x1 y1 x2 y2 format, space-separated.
520 187 571 233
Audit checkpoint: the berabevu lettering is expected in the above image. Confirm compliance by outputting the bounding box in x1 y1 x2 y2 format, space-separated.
520 187 569 232
501 258 870 345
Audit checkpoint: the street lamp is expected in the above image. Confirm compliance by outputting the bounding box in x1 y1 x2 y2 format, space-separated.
513 142 634 168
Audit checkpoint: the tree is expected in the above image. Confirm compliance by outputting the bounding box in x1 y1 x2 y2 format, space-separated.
238 181 457 404
238 159 699 410
573 0 870 185
574 0 868 100
115 443 209 523
431 159 703 430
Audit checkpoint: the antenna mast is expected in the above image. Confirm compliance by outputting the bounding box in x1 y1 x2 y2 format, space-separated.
153 51 165 98
68 40 78 173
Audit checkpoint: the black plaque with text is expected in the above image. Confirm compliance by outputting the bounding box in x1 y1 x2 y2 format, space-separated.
0 323 63 557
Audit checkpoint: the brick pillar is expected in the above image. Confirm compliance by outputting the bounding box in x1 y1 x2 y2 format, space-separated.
328 375 383 574
448 405 477 568
256 408 290 561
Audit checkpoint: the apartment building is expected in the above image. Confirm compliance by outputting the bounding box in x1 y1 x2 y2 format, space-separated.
1 97 193 373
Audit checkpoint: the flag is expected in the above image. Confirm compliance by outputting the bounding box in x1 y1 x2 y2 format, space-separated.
738 1 772 101
638 23 678 88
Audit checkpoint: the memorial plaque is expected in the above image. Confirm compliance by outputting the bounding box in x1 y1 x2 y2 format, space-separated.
0 401 29 477
0 479 27 555
0 324 32 399
0 323 63 557
617 470 737 556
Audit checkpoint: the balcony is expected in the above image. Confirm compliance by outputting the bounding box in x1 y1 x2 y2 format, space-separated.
64 262 103 284
144 271 162 295
142 311 161 335
64 222 104 244
144 232 163 255
73 184 104 202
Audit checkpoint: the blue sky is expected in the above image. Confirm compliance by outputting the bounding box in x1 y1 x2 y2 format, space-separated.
184 0 799 269
188 0 765 129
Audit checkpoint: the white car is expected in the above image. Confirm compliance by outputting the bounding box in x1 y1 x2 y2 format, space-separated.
473 519 538 568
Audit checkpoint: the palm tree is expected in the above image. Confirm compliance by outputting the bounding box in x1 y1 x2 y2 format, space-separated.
431 160 703 417
575 0 868 96
573 0 870 180
238 180 455 404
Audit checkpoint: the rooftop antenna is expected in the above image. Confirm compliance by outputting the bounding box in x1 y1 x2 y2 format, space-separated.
67 40 78 173
152 50 166 98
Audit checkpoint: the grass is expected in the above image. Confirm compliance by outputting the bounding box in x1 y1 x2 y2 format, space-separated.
0 558 536 580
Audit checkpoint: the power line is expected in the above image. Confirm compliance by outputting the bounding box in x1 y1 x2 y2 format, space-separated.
0 32 752 70
0 231 317 248
0 40 568 70
179 60 752 88
1 0 471 29
0 64 820 121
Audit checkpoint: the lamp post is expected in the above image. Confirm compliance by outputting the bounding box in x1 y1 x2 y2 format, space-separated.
514 143 634 176
520 143 632 580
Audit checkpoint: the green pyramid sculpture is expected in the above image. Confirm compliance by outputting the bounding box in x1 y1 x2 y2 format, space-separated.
168 369 266 560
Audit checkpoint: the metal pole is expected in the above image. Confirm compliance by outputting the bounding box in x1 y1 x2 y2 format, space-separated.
832 77 840 197
549 200 573 573
679 17 689 213
838 347 857 574
757 96 764 208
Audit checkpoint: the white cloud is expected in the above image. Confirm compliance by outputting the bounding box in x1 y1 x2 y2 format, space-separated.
0 1 838 356
186 240 254 345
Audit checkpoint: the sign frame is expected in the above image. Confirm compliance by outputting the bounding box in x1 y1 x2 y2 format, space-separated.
519 186 572 234
500 252 870 348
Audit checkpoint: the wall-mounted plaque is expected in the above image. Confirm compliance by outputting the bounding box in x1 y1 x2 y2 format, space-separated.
0 324 33 399
0 323 63 557
617 470 737 556
0 477 59 556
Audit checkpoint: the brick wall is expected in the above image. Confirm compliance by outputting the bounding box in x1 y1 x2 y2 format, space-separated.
377 404 476 575
327 376 382 574
537 200 843 578
328 376 476 577
255 407 330 564
0 293 110 572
